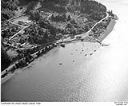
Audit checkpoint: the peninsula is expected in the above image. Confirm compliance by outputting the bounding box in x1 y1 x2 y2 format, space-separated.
1 0 118 83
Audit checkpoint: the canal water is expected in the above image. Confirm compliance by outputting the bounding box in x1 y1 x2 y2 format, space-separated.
1 0 128 102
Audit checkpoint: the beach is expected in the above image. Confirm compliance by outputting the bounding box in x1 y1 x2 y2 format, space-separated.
2 0 128 102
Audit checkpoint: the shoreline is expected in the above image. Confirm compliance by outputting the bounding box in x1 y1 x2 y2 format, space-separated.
83 15 117 43
94 17 116 42
1 14 118 84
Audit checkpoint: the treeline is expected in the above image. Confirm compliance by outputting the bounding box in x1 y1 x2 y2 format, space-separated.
1 40 11 71
1 0 19 21
40 0 67 13
40 0 107 20
24 19 58 45
1 0 107 21
18 0 39 6
24 24 49 44
51 14 71 22
1 0 39 21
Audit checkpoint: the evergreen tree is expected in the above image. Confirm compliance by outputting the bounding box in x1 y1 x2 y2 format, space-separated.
67 15 71 21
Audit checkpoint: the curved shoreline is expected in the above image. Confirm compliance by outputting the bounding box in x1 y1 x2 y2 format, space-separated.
1 14 117 84
98 18 117 42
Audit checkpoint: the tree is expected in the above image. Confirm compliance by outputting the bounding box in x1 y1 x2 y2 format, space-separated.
25 1 38 14
1 40 11 71
108 10 114 17
29 10 41 23
67 15 71 21
1 0 19 21
43 30 49 41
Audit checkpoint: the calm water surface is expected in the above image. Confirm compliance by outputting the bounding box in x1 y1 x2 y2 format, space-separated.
2 0 128 101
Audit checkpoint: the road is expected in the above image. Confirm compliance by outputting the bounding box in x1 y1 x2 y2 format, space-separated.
2 0 128 102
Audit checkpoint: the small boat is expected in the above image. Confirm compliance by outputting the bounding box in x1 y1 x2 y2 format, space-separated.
59 63 63 65
101 43 109 46
90 53 93 55
60 43 65 48
81 39 84 41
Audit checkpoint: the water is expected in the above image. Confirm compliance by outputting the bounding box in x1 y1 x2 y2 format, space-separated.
2 0 128 102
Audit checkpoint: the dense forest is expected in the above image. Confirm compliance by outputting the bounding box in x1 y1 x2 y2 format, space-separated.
1 0 107 21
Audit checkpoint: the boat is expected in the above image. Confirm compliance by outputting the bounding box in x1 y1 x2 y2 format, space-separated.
60 43 65 48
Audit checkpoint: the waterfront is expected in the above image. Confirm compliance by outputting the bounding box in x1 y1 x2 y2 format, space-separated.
1 0 128 102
